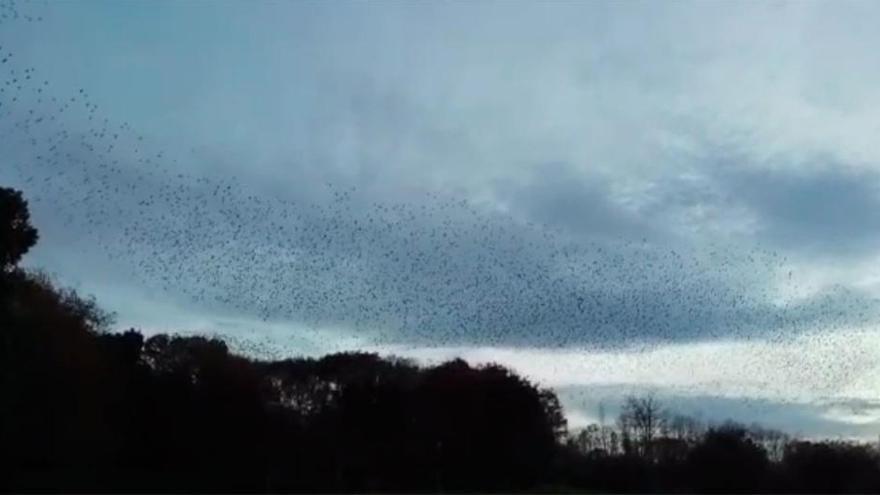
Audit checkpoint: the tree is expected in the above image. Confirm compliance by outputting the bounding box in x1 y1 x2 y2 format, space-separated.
0 187 38 272
687 423 770 493
747 423 789 463
619 395 665 459
574 424 603 454
667 413 704 445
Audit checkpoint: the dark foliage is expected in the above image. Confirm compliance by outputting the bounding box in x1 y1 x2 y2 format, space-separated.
3 185 880 493
686 424 771 493
778 440 880 493
0 186 38 271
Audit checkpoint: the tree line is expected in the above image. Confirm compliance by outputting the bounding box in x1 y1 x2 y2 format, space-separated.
2 185 880 493
561 395 880 492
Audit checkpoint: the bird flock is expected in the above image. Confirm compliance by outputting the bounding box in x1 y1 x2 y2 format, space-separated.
0 0 42 27
1 4 879 358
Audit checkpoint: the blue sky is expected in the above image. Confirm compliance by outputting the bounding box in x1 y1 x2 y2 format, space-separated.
3 0 880 438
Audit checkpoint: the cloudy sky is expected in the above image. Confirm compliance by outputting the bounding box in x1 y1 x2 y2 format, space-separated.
3 0 880 438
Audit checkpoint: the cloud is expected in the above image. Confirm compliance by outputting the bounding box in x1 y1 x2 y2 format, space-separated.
374 327 880 401
5 123 879 350
4 1 880 352
724 164 880 257
492 162 658 242
636 151 880 258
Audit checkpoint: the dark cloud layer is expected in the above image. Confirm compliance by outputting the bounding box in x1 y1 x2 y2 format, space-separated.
639 150 880 258
5 124 878 349
728 165 880 257
493 162 657 242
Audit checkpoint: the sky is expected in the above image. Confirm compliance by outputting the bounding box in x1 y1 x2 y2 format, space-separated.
2 0 880 438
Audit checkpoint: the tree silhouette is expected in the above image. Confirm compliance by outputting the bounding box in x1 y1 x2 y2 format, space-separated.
618 395 665 459
686 423 770 493
0 186 38 272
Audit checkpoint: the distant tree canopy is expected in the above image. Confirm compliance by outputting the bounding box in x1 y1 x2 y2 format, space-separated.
3 183 880 493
